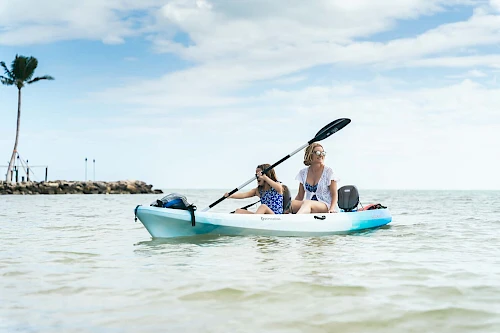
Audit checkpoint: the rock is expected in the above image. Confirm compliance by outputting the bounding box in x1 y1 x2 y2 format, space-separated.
0 180 161 195
95 182 107 190
126 184 138 194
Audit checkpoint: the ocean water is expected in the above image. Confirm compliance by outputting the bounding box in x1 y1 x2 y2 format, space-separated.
1 189 499 333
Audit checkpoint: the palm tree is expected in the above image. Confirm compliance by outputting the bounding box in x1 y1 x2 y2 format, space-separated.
1 55 54 183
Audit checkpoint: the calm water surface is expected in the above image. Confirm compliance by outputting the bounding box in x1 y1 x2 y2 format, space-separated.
1 190 499 332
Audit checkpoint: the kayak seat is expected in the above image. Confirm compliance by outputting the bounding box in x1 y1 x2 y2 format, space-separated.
337 185 360 212
282 184 292 213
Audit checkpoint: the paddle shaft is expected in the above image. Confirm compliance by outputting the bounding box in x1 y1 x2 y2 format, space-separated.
230 200 260 213
202 143 308 212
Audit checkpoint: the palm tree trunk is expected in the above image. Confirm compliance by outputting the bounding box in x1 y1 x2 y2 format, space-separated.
5 88 21 183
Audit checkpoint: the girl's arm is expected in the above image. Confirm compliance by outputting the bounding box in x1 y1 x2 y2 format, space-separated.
295 183 305 200
225 188 257 199
261 174 283 194
329 180 338 213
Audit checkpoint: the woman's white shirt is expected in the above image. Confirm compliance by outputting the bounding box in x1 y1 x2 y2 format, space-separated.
295 166 339 210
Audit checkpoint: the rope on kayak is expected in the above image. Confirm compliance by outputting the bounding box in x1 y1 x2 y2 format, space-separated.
187 204 196 226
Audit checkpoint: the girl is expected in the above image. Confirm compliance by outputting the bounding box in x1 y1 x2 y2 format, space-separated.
291 143 339 214
225 164 284 214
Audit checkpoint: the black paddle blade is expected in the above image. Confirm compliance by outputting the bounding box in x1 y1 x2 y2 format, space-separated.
310 118 351 144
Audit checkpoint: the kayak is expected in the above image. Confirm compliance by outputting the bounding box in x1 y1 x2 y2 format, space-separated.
134 205 392 238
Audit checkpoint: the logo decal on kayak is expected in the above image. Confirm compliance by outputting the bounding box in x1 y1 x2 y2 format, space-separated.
261 217 281 221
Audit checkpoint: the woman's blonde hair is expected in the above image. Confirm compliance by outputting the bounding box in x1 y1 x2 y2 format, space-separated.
303 143 323 166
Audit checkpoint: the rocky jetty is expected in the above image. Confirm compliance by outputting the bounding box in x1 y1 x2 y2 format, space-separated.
0 180 163 195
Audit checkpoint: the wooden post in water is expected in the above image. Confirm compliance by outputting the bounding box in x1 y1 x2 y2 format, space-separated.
16 155 19 183
45 167 48 182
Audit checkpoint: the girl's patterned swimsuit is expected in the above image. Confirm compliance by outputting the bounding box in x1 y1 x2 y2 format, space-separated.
259 187 284 214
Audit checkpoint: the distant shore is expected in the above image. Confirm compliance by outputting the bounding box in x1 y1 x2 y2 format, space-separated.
0 180 164 195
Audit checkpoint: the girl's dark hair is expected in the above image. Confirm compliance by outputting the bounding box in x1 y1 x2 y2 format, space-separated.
257 163 278 190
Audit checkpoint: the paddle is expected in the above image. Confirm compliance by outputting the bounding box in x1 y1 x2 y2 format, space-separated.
201 118 351 212
230 200 260 214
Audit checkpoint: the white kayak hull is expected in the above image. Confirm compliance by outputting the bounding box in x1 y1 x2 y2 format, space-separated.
135 205 392 238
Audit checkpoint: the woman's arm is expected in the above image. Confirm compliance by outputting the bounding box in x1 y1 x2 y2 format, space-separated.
329 180 338 213
261 174 283 194
225 188 257 199
295 183 305 201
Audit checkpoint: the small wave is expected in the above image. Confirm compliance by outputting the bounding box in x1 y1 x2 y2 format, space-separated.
274 307 499 332
2 271 28 277
273 281 368 297
416 285 464 297
464 217 481 221
393 307 497 323
47 251 99 257
135 234 232 247
29 286 88 295
178 287 246 301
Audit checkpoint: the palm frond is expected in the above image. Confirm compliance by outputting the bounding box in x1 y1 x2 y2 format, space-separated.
27 75 55 84
24 56 39 81
11 55 26 80
0 75 15 85
0 61 15 80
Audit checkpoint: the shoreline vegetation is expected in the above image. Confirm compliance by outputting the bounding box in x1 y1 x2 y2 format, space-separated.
0 180 163 195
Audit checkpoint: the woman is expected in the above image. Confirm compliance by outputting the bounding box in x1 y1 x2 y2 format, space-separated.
291 143 339 214
225 164 284 214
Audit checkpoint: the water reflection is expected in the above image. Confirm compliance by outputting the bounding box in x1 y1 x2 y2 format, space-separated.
135 234 228 246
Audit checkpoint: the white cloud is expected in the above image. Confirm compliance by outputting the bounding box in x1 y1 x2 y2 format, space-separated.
149 0 497 70
271 76 308 85
408 55 500 68
491 0 500 11
82 0 500 126
447 69 488 78
2 0 498 75
93 1 499 115
0 0 165 45
155 0 455 58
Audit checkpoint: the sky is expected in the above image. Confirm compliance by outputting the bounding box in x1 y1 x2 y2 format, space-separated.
0 0 499 191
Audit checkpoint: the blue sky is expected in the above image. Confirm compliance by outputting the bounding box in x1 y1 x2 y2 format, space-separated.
1 0 499 190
